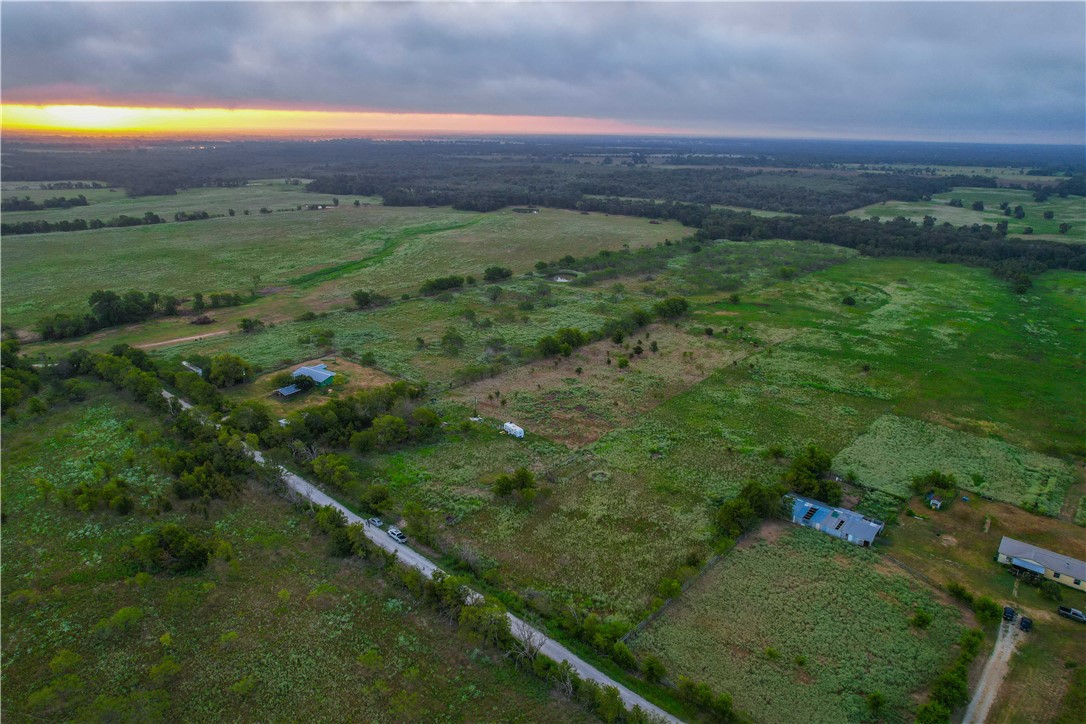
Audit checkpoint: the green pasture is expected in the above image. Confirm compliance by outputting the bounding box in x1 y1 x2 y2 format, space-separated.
3 199 685 329
847 186 1085 242
632 526 966 724
0 389 586 722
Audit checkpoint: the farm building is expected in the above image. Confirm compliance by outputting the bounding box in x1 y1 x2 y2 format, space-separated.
997 536 1086 591
293 364 335 387
503 422 525 438
788 495 884 547
181 360 204 376
275 364 336 396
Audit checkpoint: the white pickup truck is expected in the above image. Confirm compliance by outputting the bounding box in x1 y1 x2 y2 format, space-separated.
1058 606 1086 623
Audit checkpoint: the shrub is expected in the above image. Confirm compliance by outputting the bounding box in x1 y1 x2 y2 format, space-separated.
483 266 513 282
653 296 690 319
911 610 933 629
642 654 666 684
612 641 637 670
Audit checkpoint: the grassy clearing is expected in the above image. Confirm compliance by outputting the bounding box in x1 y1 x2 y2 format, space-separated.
633 525 966 724
1 389 587 721
835 414 1078 515
847 187 1086 242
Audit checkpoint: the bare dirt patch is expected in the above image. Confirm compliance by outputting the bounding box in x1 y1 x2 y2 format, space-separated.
735 519 789 550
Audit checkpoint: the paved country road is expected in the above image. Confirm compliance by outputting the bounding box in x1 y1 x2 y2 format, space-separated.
161 390 680 723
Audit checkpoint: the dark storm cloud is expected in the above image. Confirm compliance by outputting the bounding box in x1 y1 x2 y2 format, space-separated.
2 2 1083 142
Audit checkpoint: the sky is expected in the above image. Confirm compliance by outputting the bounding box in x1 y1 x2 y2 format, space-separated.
2 1 1084 143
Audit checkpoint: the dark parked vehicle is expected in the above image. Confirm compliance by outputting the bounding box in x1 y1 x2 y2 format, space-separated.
1003 606 1016 621
1058 606 1086 623
1019 617 1033 632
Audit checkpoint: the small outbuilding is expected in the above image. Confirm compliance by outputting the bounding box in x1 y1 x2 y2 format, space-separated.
503 422 525 439
930 496 943 510
181 360 204 377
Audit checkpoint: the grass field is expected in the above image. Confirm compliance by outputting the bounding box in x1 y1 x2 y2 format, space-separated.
632 524 967 724
0 179 376 225
3 189 686 329
834 414 1078 515
847 187 1086 242
0 388 588 722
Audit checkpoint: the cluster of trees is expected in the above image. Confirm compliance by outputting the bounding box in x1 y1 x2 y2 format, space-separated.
1 194 89 211
536 327 590 358
493 467 536 501
1 340 41 413
173 210 211 222
59 463 137 515
1 211 164 236
155 412 254 500
351 289 391 309
420 275 466 295
483 266 513 282
39 290 180 340
192 291 245 311
781 444 841 504
124 524 212 574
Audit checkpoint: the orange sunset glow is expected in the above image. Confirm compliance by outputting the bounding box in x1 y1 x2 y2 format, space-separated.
1 104 675 138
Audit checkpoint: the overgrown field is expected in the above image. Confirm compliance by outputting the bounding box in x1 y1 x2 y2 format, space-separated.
0 390 587 722
834 414 1078 515
632 525 967 724
847 186 1085 242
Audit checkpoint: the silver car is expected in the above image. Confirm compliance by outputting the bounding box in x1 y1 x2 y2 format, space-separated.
367 517 383 528
387 527 407 544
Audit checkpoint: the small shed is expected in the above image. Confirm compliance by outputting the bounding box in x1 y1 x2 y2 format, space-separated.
930 497 943 510
293 363 335 388
181 360 204 377
276 384 301 397
503 422 525 439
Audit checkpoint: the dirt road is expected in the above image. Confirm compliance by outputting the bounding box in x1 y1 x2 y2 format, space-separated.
963 619 1022 724
138 329 229 349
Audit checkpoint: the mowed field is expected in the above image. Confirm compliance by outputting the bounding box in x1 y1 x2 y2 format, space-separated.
631 525 967 724
2 182 687 328
0 388 588 722
847 186 1086 242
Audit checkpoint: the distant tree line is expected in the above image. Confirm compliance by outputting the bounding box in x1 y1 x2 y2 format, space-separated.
2 194 90 212
2 211 164 236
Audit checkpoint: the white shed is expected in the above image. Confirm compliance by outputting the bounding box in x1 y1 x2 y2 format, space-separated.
503 422 525 438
